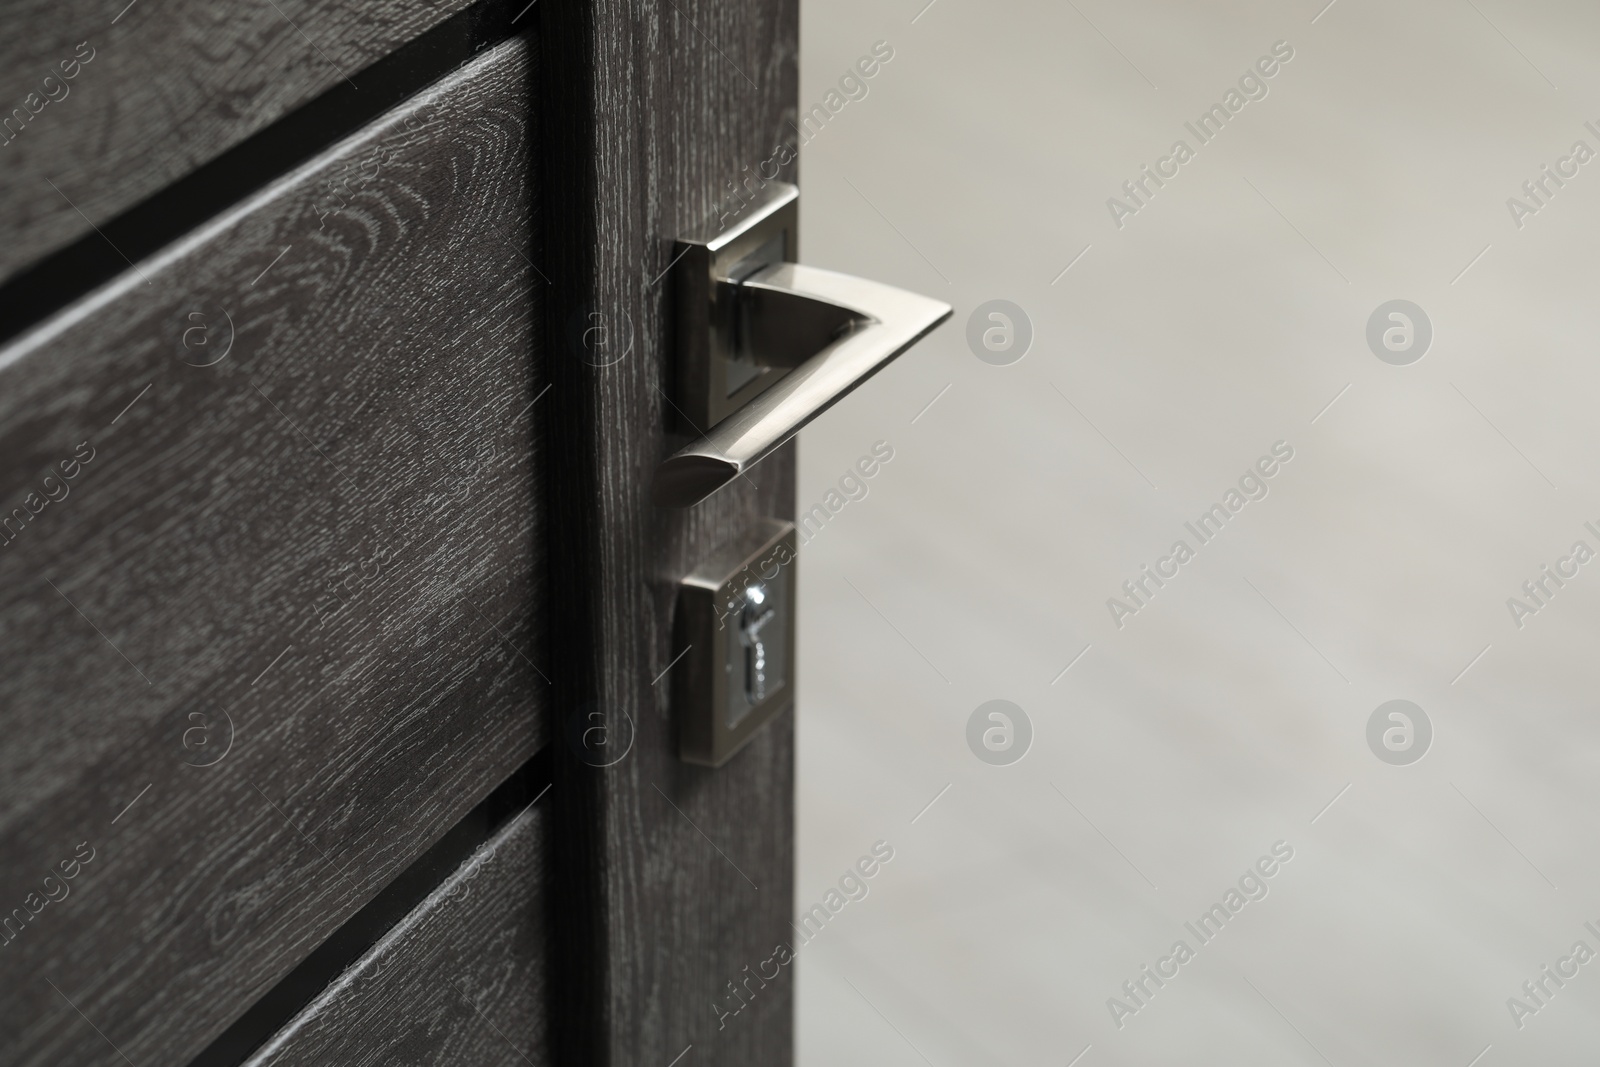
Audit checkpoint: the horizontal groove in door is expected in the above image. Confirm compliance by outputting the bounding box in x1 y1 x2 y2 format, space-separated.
189 744 551 1067
0 35 543 1067
0 0 526 343
241 800 550 1067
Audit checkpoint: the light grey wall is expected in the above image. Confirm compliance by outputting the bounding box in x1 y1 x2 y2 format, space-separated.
794 1 1600 1063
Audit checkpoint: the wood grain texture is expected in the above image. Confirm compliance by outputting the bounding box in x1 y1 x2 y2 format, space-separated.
0 37 543 1067
243 802 549 1067
539 1 800 1064
0 0 478 282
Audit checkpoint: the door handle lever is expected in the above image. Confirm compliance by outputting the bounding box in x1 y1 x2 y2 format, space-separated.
653 183 951 508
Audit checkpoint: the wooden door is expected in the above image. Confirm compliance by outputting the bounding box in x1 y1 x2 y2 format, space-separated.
541 1 799 1062
0 1 798 1064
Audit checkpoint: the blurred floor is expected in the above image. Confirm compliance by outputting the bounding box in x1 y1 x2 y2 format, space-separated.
794 1 1600 1063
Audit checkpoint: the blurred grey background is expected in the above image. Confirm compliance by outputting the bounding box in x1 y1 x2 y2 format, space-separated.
793 0 1600 1063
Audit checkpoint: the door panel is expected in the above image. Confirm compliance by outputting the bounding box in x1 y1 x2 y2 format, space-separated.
0 37 542 1067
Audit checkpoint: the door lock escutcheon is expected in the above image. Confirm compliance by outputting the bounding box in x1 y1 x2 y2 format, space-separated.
676 519 796 767
654 182 952 508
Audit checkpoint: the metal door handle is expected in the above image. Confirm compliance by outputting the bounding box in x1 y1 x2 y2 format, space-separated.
653 183 951 508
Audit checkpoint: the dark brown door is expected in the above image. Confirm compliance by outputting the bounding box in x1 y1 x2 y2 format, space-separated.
0 1 797 1064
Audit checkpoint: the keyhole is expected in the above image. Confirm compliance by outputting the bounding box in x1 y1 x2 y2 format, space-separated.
738 583 777 705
